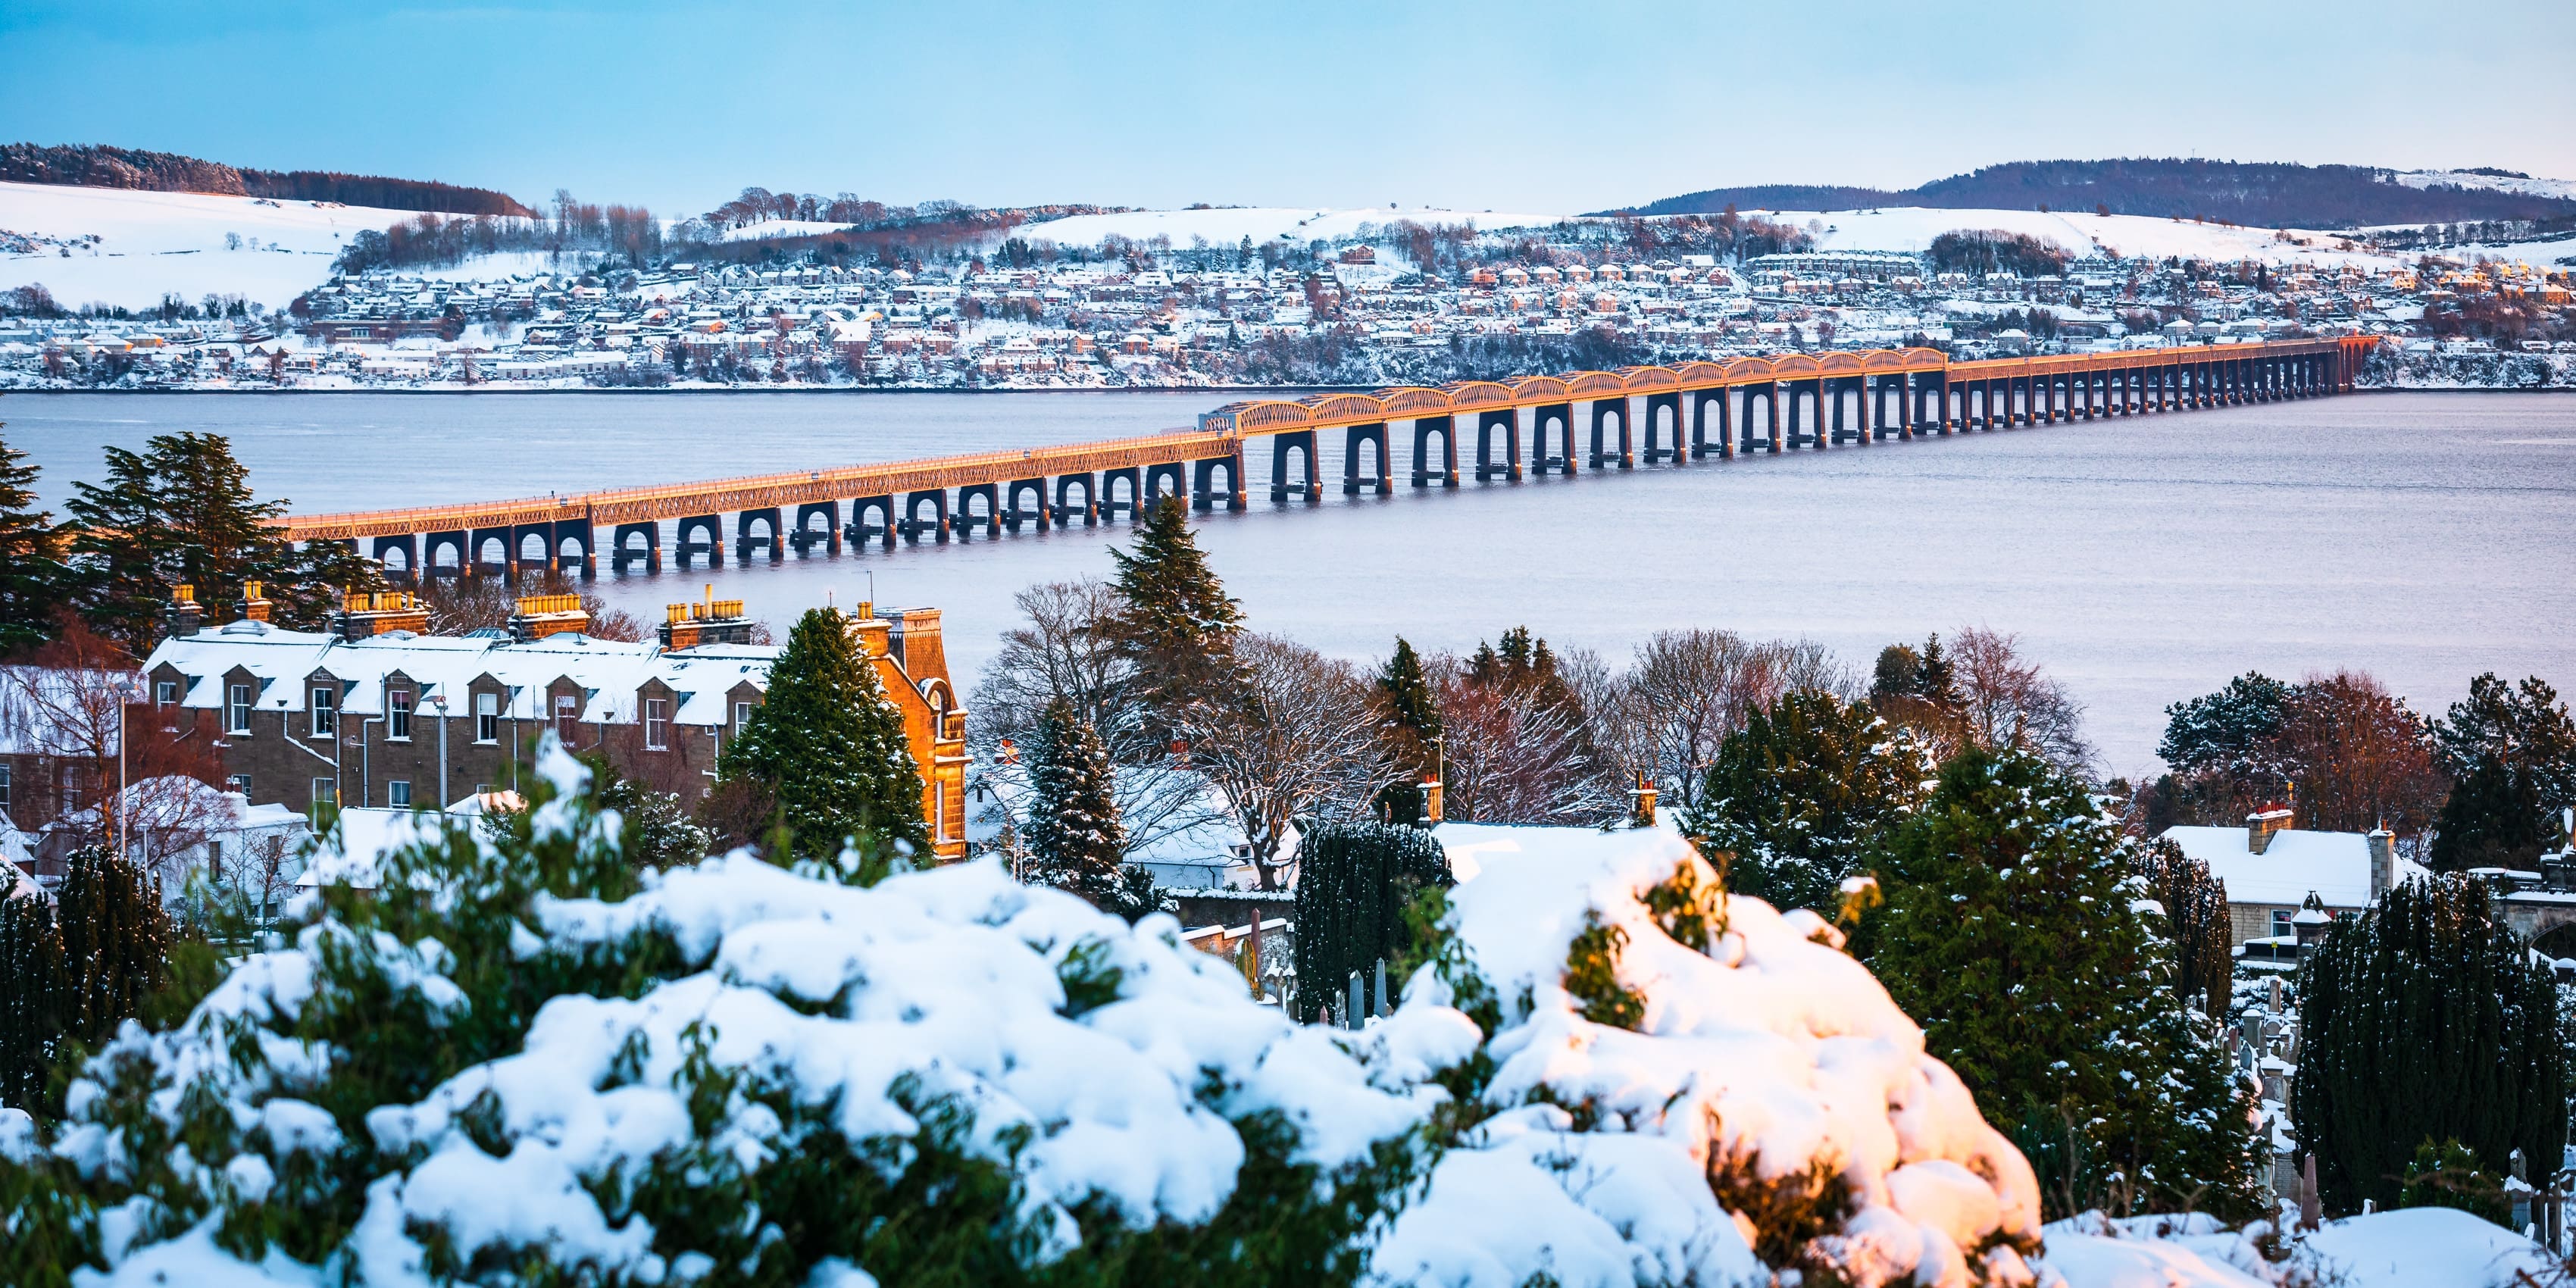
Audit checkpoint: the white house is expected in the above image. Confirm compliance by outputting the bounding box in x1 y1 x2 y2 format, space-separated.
2161 807 2426 946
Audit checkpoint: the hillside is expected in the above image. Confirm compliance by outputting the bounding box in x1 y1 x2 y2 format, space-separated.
0 142 534 217
1618 158 2576 227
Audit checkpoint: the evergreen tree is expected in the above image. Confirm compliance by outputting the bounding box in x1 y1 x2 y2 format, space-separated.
1022 698 1136 914
717 608 929 871
1371 637 1443 825
0 889 65 1106
1871 746 2262 1220
2294 872 2566 1216
1680 690 1928 917
1106 497 1243 736
574 750 711 871
1290 819 1449 1024
52 846 170 1050
0 429 67 655
64 433 381 652
2137 836 2232 1017
2430 674 2576 871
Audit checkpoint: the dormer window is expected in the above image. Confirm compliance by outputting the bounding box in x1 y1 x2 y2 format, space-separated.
311 686 336 738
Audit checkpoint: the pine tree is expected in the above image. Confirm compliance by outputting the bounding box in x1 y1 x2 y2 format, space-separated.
1871 746 2262 1220
1022 698 1133 912
2137 836 2232 1017
717 608 929 872
1680 690 1928 916
52 846 170 1051
1371 637 1443 825
0 429 67 655
2430 674 2576 871
2294 872 2566 1215
1106 496 1243 735
0 890 65 1106
1290 820 1449 1024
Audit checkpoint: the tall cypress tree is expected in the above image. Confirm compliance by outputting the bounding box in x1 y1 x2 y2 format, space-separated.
0 430 66 655
717 608 930 872
1871 746 2262 1220
2430 674 2576 871
1371 637 1443 825
1680 690 1928 917
1022 698 1130 910
2137 836 2232 1018
2294 872 2566 1216
0 890 65 1107
53 847 168 1049
1290 820 1450 1024
1106 496 1243 735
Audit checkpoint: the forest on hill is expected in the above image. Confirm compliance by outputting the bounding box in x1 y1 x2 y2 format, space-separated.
1617 158 2576 227
0 142 534 217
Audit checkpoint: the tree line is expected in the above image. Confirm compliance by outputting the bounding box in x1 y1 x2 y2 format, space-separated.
0 142 534 216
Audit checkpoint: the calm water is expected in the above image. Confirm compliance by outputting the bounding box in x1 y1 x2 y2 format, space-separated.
8 389 2573 776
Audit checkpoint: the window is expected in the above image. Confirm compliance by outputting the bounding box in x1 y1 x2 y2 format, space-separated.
644 698 669 750
0 764 10 813
735 702 755 730
155 680 177 706
227 683 252 734
388 780 412 808
2270 910 2293 939
311 777 337 807
227 774 249 797
554 694 578 744
61 765 80 814
933 780 948 842
475 692 499 743
388 689 412 741
311 686 337 737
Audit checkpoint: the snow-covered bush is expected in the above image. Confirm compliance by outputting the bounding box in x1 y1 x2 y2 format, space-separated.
0 740 1440 1287
1364 825 2047 1287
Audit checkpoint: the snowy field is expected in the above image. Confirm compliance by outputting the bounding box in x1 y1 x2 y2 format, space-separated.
1755 205 2406 269
1011 205 1583 249
2395 167 2576 202
0 180 469 309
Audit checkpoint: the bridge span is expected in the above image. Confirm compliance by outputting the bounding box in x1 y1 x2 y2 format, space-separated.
280 336 2374 578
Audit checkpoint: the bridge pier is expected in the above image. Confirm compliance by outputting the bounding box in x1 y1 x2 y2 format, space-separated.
1472 411 1521 481
1344 422 1393 495
1193 450 1249 510
790 501 841 555
845 495 898 550
902 490 950 543
1003 477 1050 531
611 522 661 572
955 483 1002 538
1143 462 1189 512
1053 474 1099 526
1270 431 1322 500
1638 392 1684 463
736 507 784 562
1409 417 1458 488
420 530 467 579
1101 467 1142 520
1690 389 1730 460
1587 399 1632 470
674 514 724 568
551 517 596 579
371 533 419 581
1531 402 1576 474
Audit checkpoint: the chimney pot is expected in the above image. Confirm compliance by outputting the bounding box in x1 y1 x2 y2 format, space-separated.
2247 805 2293 855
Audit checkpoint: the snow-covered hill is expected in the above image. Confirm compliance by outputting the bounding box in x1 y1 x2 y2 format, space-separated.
1012 205 1580 249
1750 205 2397 268
2393 168 2576 202
0 180 503 310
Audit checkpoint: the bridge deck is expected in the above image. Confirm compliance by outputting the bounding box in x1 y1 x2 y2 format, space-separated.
279 337 2363 543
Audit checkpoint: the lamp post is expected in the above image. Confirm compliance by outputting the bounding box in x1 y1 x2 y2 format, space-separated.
115 679 142 861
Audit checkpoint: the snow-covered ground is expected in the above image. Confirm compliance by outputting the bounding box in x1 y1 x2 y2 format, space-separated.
0 180 464 309
716 217 860 242
2394 168 2576 202
1752 206 2400 269
1012 205 1581 249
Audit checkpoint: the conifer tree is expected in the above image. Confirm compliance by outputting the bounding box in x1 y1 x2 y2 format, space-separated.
2294 872 2566 1216
1371 637 1443 825
0 429 67 655
1022 698 1132 911
1680 690 1928 916
2430 674 2576 871
1871 746 2262 1220
0 889 65 1106
717 608 929 871
1106 497 1243 735
1290 819 1449 1024
2137 836 2232 1017
53 846 170 1049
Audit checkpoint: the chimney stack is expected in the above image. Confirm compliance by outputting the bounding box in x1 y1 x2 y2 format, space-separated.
659 585 752 649
2247 805 2293 855
1421 776 1444 827
235 580 270 624
164 585 203 639
1629 771 1659 829
2367 828 2397 902
508 592 590 642
331 589 428 640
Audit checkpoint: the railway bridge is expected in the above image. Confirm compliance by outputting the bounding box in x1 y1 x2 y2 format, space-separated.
277 336 2374 577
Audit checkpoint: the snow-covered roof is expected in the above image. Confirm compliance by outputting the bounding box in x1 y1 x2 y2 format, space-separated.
2160 824 2429 908
1433 817 1685 883
142 625 776 727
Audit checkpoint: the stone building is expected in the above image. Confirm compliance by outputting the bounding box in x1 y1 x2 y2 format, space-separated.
2160 806 2423 946
138 590 969 862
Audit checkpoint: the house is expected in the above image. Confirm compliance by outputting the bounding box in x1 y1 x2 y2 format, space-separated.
2160 806 2423 946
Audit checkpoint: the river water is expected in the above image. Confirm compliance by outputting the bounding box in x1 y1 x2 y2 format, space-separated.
8 388 2572 777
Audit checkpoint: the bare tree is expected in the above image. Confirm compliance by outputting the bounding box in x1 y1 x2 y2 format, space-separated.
1436 667 1618 825
1 618 227 854
1593 630 1857 812
2274 670 2446 836
1180 634 1380 890
968 578 1218 859
1949 626 2095 774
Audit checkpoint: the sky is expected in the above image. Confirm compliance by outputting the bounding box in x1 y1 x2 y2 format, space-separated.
5 0 2573 220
